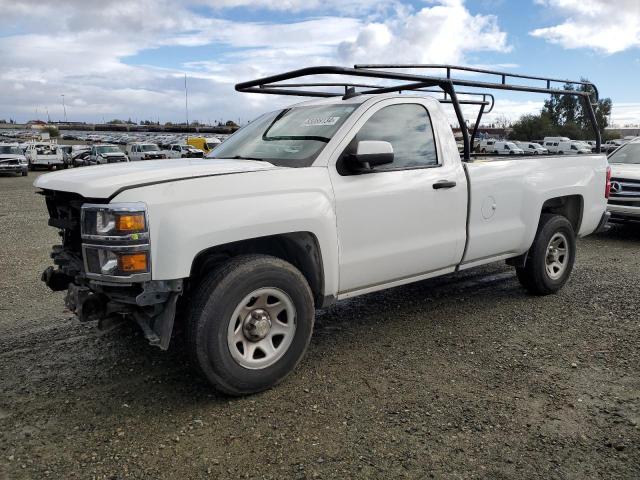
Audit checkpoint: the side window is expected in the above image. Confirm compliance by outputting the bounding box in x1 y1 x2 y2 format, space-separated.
354 103 438 170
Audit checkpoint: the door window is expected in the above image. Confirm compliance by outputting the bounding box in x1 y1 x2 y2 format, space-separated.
354 104 438 170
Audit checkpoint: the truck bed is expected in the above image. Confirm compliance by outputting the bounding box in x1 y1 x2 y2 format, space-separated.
460 153 608 269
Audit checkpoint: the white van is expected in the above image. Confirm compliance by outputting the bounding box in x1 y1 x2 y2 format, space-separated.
477 138 497 153
557 141 591 155
516 141 548 155
492 141 524 155
543 136 570 144
126 142 167 161
543 140 560 153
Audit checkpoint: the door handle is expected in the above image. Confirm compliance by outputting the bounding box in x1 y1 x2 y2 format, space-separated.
433 180 456 189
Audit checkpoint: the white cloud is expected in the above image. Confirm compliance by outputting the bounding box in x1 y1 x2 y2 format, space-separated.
530 0 640 54
0 0 513 123
338 0 510 64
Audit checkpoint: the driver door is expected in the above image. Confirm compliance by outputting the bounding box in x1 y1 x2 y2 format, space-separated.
329 99 467 294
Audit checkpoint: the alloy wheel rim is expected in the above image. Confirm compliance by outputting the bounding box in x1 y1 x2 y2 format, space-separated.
545 232 569 280
227 287 296 369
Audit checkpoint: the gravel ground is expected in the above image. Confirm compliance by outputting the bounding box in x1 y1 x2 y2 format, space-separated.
1 172 639 479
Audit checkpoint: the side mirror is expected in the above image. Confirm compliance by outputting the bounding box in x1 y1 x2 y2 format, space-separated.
349 140 394 169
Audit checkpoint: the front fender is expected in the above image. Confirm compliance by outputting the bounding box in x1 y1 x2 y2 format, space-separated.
112 167 339 297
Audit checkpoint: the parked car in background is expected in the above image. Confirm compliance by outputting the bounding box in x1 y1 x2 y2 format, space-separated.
603 139 626 154
516 141 548 155
0 143 28 176
187 136 222 155
477 138 496 153
25 141 64 170
70 147 91 167
606 137 640 223
58 145 73 169
492 141 524 155
126 143 166 161
165 144 205 159
557 141 592 155
89 145 129 165
584 140 597 152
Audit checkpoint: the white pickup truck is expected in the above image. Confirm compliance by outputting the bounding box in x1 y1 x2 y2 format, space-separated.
35 65 610 395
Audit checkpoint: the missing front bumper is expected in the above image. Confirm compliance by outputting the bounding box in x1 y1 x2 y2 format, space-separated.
59 277 183 350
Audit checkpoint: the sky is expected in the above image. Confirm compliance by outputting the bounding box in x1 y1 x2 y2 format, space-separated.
1 0 639 126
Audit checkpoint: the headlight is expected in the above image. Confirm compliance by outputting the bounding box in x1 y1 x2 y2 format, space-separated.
81 203 150 282
82 203 147 240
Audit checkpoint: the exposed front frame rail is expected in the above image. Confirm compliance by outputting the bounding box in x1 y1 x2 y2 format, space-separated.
235 65 601 160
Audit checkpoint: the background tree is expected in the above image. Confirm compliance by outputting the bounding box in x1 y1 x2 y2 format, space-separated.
508 112 554 141
541 79 611 139
508 78 612 141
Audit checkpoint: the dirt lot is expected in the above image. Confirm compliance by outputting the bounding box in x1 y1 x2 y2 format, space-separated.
1 172 638 479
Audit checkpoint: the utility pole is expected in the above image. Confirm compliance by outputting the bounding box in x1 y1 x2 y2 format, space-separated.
184 73 189 126
61 94 67 123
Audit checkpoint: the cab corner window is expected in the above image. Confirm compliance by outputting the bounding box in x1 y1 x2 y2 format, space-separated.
352 103 438 172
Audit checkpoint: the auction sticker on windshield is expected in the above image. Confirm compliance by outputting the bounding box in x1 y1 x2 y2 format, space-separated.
302 116 340 127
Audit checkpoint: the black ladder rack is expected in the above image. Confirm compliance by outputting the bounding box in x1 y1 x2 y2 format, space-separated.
235 65 601 159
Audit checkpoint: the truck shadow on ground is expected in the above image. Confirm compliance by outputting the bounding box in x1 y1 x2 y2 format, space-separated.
60 262 521 403
594 222 640 242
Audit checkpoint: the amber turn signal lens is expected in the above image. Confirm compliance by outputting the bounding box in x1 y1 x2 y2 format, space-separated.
118 252 148 273
116 213 145 232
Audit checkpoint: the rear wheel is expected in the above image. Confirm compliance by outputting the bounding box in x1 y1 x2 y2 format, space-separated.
516 214 576 295
186 254 315 395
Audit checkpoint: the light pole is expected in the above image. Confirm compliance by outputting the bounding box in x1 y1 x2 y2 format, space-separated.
184 73 189 127
61 94 67 123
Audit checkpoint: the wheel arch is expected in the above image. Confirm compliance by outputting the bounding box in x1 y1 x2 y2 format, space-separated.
189 232 326 307
540 195 584 233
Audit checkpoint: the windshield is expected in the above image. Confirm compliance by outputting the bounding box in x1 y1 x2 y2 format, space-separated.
140 144 160 152
506 143 518 149
209 104 360 167
609 142 640 164
97 146 121 154
0 146 20 155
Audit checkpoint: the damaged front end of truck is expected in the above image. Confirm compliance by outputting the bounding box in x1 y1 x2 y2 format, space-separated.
40 189 182 349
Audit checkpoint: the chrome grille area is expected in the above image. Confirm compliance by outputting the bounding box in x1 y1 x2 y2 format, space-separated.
609 177 640 201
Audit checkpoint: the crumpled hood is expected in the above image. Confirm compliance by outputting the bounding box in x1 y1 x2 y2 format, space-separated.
610 163 640 180
34 158 278 198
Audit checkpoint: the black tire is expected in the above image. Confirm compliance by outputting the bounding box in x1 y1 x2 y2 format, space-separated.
516 214 576 295
21 171 27 177
186 254 315 395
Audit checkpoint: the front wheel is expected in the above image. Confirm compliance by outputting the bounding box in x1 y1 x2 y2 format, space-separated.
516 214 576 295
186 255 315 395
